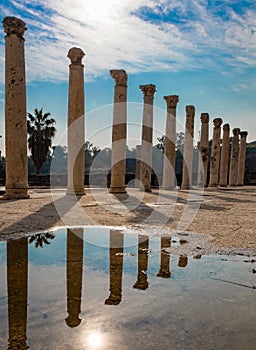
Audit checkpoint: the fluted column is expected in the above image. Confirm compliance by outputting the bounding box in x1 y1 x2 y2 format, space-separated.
109 70 128 193
66 48 86 195
7 238 28 349
105 230 124 305
181 106 195 189
140 84 156 192
197 113 209 187
219 124 230 187
65 229 83 328
163 95 179 189
133 235 149 290
237 131 248 186
3 17 29 199
157 237 171 278
209 118 223 187
135 145 142 188
229 128 240 186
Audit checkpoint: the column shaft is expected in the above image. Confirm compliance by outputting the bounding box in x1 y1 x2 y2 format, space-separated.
229 128 240 186
109 70 127 193
3 17 29 199
163 95 179 189
67 47 86 195
209 118 223 187
135 145 142 188
140 84 156 192
197 113 209 187
219 124 230 187
133 235 149 290
181 106 195 189
237 131 248 186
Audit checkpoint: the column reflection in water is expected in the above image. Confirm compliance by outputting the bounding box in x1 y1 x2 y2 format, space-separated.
7 237 29 349
105 230 124 305
178 255 188 268
133 235 149 290
157 237 171 278
66 228 84 328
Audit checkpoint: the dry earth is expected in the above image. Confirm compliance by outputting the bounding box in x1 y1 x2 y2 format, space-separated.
0 186 256 255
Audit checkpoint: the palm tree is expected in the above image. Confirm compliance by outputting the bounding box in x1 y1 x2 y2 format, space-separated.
29 232 56 248
27 108 56 174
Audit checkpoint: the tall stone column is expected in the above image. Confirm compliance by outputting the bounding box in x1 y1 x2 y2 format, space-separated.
109 70 128 193
3 17 29 199
133 235 149 290
140 84 156 192
135 145 142 188
237 131 248 186
197 113 209 187
181 106 195 189
105 230 124 305
67 47 86 196
229 128 240 186
65 229 83 328
219 124 230 187
7 238 28 349
157 237 171 278
162 95 179 189
209 118 223 187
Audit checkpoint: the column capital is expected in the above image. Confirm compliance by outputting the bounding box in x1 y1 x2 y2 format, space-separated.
200 113 209 123
233 128 240 136
110 69 127 86
186 105 195 118
67 47 85 65
223 123 230 131
213 118 223 128
164 95 179 109
240 131 248 138
3 17 27 38
139 84 156 98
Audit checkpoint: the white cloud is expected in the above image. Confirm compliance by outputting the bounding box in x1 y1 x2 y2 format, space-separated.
0 0 255 83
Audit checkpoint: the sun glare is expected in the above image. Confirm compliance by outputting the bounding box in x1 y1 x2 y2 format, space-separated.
88 331 103 348
83 0 121 22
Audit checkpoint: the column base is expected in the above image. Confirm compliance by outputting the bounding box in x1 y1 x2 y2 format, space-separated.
218 184 228 187
162 186 176 191
109 186 126 194
180 185 192 190
157 270 171 278
3 188 29 199
208 183 218 188
66 187 85 196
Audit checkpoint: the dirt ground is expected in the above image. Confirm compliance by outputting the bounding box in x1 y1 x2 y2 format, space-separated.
0 186 255 254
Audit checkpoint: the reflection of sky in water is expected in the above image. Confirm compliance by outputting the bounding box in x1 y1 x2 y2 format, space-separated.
0 227 255 350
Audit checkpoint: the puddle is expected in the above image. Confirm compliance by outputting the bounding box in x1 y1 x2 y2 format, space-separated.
0 227 255 350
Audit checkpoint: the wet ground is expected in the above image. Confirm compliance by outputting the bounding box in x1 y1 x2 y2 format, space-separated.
0 226 255 349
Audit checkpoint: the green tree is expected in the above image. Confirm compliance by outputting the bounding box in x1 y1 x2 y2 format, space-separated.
27 108 56 174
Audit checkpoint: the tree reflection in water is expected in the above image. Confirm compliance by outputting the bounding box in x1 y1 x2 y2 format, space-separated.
28 232 55 248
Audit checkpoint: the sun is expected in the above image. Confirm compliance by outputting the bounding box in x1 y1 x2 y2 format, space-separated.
88 331 103 348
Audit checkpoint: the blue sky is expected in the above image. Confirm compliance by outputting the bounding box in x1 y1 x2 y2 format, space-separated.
0 0 256 154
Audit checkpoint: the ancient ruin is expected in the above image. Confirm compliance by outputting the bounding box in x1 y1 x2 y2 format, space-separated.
237 131 248 186
197 113 209 187
209 118 223 187
219 123 230 187
229 128 240 186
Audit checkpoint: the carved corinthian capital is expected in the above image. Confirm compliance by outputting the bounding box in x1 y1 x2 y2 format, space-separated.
240 131 248 138
3 17 27 38
233 128 240 136
200 113 209 123
223 123 230 131
139 84 156 98
164 95 179 109
213 118 223 128
186 105 195 118
110 69 128 86
67 47 85 65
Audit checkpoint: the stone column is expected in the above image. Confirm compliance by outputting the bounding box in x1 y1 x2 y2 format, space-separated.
219 124 230 187
157 237 171 278
209 118 223 187
140 84 156 192
162 95 179 189
65 229 83 328
181 106 195 189
7 237 28 349
135 145 142 188
105 230 124 305
229 128 240 186
178 255 188 268
197 113 209 187
66 47 86 196
3 17 29 199
237 131 248 186
133 235 149 290
109 70 128 193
